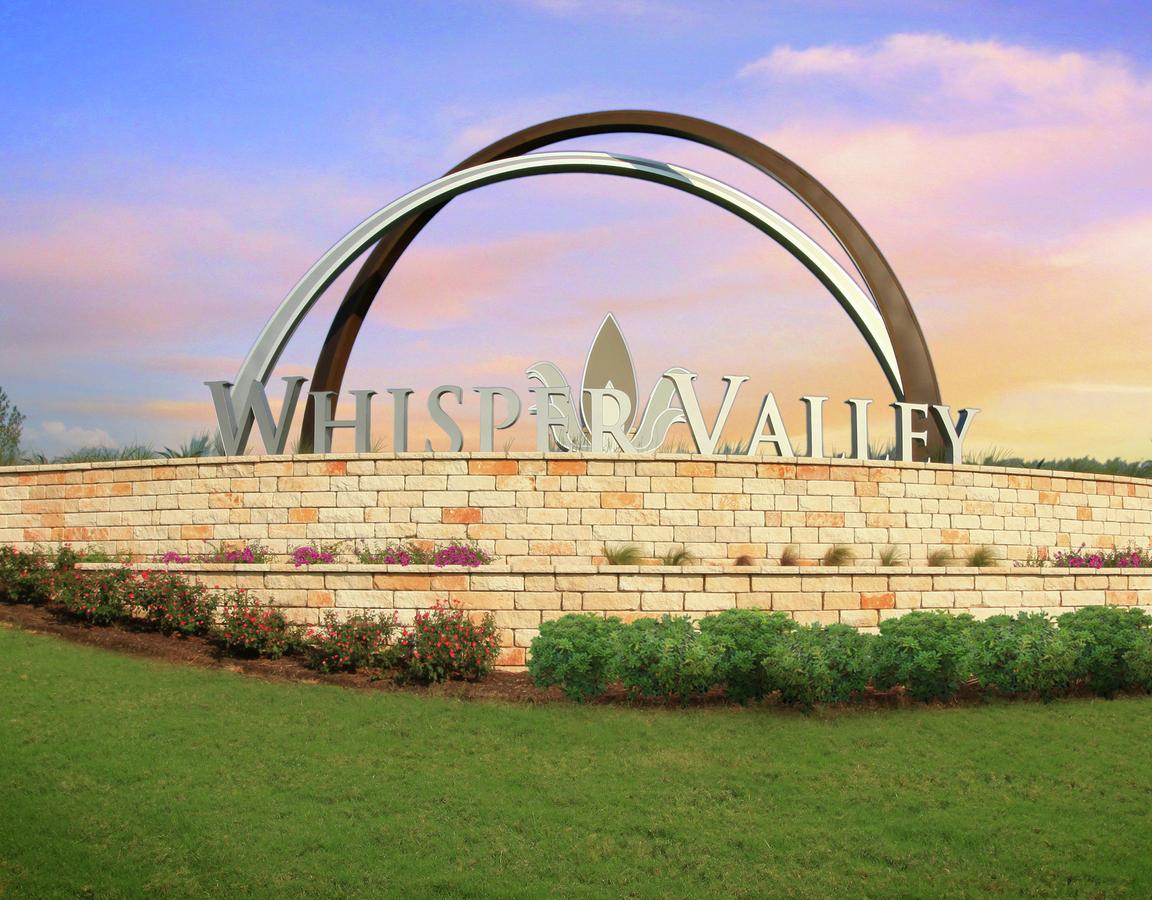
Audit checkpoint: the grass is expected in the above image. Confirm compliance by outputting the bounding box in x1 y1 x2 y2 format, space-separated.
602 543 643 565
965 545 999 567
821 544 855 566
660 546 696 566
5 628 1152 897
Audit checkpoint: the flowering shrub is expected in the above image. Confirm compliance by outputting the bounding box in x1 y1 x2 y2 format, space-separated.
53 567 134 625
432 544 492 567
0 546 59 604
204 542 270 564
1019 545 1152 569
303 611 398 673
156 551 192 564
355 544 414 565
133 571 218 636
214 591 298 658
291 542 342 567
394 601 501 683
354 541 493 567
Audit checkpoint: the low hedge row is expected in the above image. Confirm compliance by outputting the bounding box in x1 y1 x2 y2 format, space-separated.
528 607 1152 707
0 546 501 683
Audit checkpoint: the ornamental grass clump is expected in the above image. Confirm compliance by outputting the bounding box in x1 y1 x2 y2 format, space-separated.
214 591 298 659
303 611 398 673
615 615 720 703
527 613 624 702
871 611 976 702
967 613 1080 698
395 601 501 683
760 623 875 710
133 570 218 636
697 608 797 704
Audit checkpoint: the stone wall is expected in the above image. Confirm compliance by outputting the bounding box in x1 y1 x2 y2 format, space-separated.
3 454 1151 566
78 562 1152 669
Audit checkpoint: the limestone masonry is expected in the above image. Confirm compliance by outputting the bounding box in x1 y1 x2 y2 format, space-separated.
4 453 1150 668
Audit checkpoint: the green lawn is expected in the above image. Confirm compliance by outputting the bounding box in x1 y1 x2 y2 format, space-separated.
3 627 1152 898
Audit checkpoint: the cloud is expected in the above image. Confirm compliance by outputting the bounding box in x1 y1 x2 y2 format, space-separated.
32 421 117 452
741 33 1152 121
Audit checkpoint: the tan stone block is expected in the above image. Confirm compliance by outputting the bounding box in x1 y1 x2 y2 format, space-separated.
556 575 617 591
840 609 879 628
373 574 432 590
289 508 318 524
515 592 563 610
793 610 839 626
685 591 734 611
770 592 822 611
449 590 515 609
641 592 685 610
601 492 642 509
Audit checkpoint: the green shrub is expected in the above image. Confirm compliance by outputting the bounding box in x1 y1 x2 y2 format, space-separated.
395 601 502 683
133 571 218 636
872 611 975 702
698 609 797 703
615 615 719 702
760 624 875 709
1058 606 1152 697
1123 631 1152 693
54 567 134 625
214 592 298 659
968 613 1080 698
527 614 623 702
303 611 398 673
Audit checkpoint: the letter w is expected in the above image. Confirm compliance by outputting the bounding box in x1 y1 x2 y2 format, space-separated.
205 377 307 456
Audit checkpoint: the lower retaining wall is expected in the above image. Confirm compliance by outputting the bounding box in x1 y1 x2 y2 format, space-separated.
80 562 1152 668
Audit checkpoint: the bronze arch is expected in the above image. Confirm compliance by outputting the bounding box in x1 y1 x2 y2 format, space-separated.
300 109 942 451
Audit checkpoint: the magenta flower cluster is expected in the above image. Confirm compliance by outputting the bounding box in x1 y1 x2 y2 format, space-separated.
1051 546 1150 569
432 545 489 567
291 546 336 567
158 551 191 564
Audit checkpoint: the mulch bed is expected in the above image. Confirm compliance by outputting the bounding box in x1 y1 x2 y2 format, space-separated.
0 600 557 704
0 600 1001 710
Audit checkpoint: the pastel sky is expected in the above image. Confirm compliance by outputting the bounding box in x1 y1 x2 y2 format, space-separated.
2 0 1150 459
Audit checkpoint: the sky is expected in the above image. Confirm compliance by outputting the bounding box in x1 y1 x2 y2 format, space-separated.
1 0 1150 459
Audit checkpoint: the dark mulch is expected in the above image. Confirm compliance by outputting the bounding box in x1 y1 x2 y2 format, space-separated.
1 600 1009 710
0 600 557 704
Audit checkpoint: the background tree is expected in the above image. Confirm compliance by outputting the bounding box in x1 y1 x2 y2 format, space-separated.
0 386 25 464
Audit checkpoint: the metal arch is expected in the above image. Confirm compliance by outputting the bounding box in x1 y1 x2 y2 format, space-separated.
300 109 943 449
231 151 904 450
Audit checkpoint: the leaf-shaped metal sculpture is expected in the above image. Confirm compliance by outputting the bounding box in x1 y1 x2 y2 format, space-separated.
632 367 690 451
580 313 639 432
525 361 591 450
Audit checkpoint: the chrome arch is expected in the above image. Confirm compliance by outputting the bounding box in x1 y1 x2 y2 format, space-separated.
230 150 905 450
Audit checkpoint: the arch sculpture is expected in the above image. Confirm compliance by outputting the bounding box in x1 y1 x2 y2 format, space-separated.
295 109 942 448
